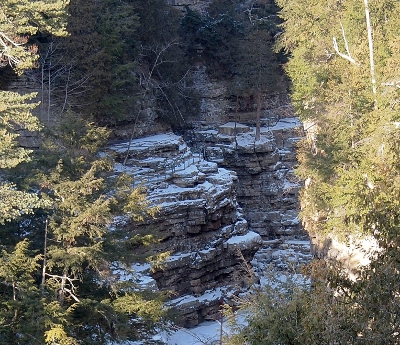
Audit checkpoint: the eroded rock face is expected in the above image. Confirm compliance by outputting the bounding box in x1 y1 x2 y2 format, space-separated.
186 117 306 240
107 133 262 326
187 64 293 129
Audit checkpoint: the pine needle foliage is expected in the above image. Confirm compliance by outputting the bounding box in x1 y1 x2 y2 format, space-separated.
0 0 69 73
275 0 400 240
0 0 69 225
224 1 400 343
0 116 168 343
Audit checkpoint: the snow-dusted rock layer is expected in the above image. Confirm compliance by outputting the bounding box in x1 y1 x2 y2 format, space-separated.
186 117 306 239
108 133 262 327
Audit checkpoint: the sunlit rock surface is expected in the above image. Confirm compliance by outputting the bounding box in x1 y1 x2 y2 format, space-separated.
107 133 262 326
186 117 306 239
107 115 312 327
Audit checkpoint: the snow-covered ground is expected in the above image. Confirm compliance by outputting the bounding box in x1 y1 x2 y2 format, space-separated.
123 240 311 345
157 320 225 345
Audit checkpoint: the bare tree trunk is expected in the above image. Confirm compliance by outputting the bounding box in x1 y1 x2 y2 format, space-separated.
59 272 66 305
41 219 48 295
234 96 239 149
364 0 377 109
48 49 52 122
333 22 361 66
41 62 45 119
256 89 261 141
219 312 223 345
61 66 71 113
12 281 16 301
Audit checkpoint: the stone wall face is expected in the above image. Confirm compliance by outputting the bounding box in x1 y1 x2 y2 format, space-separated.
107 133 262 326
186 117 306 240
188 64 293 129
107 115 309 326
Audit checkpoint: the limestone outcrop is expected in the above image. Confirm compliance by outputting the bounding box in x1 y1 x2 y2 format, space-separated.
106 112 311 327
107 133 262 326
186 116 306 240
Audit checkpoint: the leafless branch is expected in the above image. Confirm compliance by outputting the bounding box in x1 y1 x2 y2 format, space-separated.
333 22 361 66
123 39 182 166
382 81 400 89
46 273 81 303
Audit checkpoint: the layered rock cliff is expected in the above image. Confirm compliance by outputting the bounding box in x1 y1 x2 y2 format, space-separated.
107 133 262 326
106 111 310 326
186 117 304 239
9 0 310 326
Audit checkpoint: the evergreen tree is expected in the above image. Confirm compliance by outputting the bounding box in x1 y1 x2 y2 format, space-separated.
55 0 196 126
24 0 141 123
40 159 164 343
275 0 400 239
181 2 242 79
0 239 43 344
95 0 141 123
224 1 400 343
232 0 284 139
181 0 284 135
60 0 111 117
0 0 68 73
0 0 69 223
0 91 47 224
132 0 197 127
0 1 169 337
0 114 167 343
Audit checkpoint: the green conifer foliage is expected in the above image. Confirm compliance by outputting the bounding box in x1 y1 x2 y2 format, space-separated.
94 0 141 122
0 0 69 73
0 1 169 335
0 115 167 342
0 91 48 223
181 3 243 79
276 0 400 239
0 4 69 338
220 1 400 342
0 239 44 343
0 0 69 224
39 158 165 343
132 0 197 127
